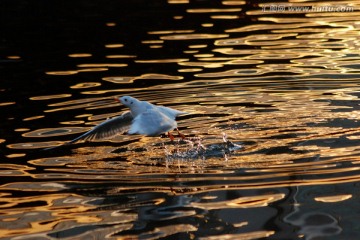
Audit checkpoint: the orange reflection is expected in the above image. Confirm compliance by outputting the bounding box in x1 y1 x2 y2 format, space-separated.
188 44 207 48
168 0 189 4
105 55 136 58
14 128 30 132
210 15 240 19
0 102 15 106
178 68 203 72
148 30 194 34
30 94 71 101
142 40 164 44
222 0 245 5
203 231 275 240
70 82 101 89
104 43 124 48
77 63 127 68
102 73 183 84
135 58 188 63
5 153 26 158
22 127 88 138
23 115 45 121
149 45 163 48
315 194 352 202
161 33 228 40
201 23 214 27
6 55 21 60
187 8 242 13
191 193 285 210
7 141 65 149
45 70 78 75
105 22 116 26
68 53 92 58
0 193 113 238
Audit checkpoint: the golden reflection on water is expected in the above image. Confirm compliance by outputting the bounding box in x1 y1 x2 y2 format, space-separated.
68 53 92 58
0 192 136 238
168 0 189 4
105 54 136 59
22 127 88 138
135 58 188 63
104 43 124 48
0 102 16 106
210 15 240 19
148 29 194 35
70 82 101 89
30 94 72 100
191 193 285 210
6 55 21 60
77 63 127 68
186 8 242 13
7 141 66 149
102 74 183 84
199 230 275 240
3 0 360 239
314 194 352 202
105 22 116 27
160 33 229 40
222 0 246 5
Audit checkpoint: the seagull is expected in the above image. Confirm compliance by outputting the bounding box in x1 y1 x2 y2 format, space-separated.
67 96 187 144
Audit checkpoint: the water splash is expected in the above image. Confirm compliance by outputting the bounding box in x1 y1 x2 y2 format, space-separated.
164 133 243 161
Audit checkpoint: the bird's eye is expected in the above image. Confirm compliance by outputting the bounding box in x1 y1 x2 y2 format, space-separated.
124 98 128 102
130 101 133 104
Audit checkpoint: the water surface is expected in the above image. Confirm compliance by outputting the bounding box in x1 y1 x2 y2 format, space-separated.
1 0 360 239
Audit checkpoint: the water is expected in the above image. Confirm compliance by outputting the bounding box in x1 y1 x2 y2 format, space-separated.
1 0 360 239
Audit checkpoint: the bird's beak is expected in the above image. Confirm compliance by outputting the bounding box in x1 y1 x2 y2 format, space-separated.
114 97 121 103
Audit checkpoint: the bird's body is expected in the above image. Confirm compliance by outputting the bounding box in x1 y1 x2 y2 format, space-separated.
70 96 186 143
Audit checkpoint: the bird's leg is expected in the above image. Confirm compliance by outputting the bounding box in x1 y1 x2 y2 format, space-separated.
176 128 186 140
168 132 175 141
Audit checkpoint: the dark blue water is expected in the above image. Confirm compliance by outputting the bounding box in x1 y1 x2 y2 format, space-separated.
1 0 360 239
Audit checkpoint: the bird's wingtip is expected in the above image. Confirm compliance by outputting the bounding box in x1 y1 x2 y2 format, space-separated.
179 111 189 115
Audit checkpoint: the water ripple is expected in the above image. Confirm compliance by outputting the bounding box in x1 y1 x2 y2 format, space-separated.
2 0 360 239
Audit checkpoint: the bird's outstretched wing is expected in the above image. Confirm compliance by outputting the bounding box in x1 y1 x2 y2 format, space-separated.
43 112 133 151
70 111 133 143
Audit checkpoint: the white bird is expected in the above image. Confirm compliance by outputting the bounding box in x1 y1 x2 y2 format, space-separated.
69 96 187 144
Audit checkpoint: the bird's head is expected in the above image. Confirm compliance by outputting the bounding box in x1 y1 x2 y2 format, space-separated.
115 96 138 108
